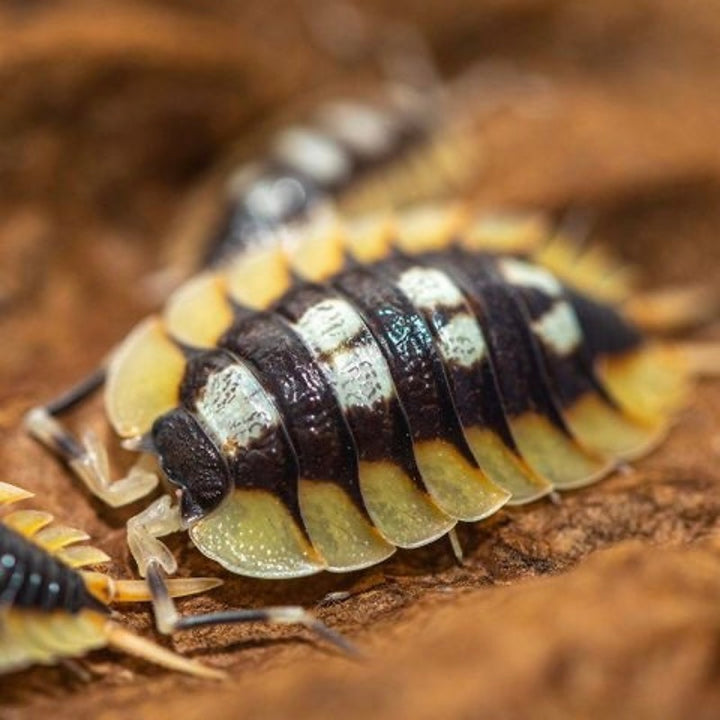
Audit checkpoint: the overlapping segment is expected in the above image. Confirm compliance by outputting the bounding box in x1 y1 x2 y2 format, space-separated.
565 288 688 432
277 285 456 547
218 311 394 572
376 255 552 503
331 265 511 519
104 204 688 580
151 349 326 579
428 249 613 489
490 258 660 460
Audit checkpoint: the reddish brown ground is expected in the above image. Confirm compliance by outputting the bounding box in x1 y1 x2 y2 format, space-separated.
1 1 720 718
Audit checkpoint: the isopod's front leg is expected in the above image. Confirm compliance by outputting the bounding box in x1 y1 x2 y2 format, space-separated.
126 496 358 656
24 368 159 508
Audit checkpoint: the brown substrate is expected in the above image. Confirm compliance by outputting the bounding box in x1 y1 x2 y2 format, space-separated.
1 1 719 718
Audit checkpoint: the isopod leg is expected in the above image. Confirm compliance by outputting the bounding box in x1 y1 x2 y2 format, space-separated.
447 528 465 566
43 366 107 415
24 369 159 508
125 497 357 656
126 496 183 581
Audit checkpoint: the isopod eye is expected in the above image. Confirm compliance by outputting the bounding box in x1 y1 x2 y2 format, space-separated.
151 408 231 523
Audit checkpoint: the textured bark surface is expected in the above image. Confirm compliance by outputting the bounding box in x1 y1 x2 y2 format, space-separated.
1 1 720 718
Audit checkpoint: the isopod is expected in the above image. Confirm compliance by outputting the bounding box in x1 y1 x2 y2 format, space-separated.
0 481 223 678
161 64 543 281
25 203 718 646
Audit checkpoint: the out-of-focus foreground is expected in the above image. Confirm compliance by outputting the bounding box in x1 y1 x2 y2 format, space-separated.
1 1 720 718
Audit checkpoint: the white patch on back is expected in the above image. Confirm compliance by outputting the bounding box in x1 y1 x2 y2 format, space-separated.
317 101 394 157
436 313 487 368
274 127 351 186
532 301 582 355
293 298 395 411
245 176 307 220
196 363 280 454
499 258 563 297
294 298 365 355
396 266 466 310
329 343 395 410
396 267 487 368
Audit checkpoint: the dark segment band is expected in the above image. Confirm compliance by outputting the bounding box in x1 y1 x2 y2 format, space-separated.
159 242 646 533
0 524 106 615
219 310 368 514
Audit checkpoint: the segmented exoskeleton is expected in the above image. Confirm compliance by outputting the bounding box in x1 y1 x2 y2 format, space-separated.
0 481 223 678
161 66 537 282
202 86 458 265
27 203 716 645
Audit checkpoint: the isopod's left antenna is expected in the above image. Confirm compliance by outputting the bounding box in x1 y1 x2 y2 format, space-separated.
24 366 159 507
126 496 359 658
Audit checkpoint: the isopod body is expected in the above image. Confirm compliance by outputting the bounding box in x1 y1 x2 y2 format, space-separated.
164 78 490 280
0 482 222 677
101 206 687 579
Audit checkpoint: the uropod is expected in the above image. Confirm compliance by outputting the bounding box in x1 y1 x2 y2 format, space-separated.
26 203 719 658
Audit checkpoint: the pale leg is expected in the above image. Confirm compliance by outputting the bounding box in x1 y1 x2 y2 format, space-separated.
127 496 358 656
24 368 158 507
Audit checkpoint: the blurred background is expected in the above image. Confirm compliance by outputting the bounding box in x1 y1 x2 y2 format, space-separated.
1 1 720 718
2 0 720 315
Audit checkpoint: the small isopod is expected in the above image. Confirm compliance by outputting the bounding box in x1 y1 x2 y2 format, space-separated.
161 66 531 282
0 481 225 678
25 202 719 651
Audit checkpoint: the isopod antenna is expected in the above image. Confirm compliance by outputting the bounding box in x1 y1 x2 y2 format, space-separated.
146 560 359 658
126 494 359 658
25 363 161 508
